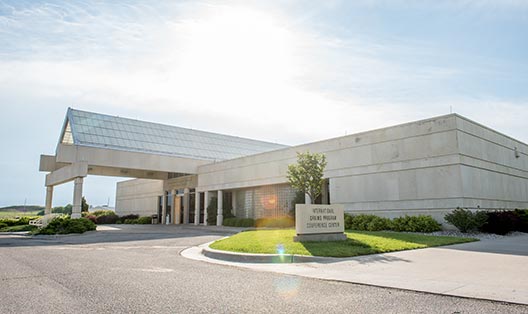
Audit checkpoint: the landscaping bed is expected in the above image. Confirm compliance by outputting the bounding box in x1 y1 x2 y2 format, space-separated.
209 229 476 258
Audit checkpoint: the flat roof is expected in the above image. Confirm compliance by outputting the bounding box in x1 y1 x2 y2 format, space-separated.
60 108 287 161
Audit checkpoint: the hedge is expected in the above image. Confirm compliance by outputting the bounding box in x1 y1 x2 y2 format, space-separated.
444 208 528 235
37 216 96 235
344 214 441 233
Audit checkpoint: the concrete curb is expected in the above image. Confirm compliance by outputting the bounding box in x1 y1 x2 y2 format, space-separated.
202 242 339 263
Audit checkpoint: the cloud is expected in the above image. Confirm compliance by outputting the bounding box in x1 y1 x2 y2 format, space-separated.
1 0 527 206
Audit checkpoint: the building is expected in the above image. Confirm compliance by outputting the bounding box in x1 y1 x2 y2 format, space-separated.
40 108 528 225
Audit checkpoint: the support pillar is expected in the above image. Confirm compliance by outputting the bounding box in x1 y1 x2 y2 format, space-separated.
183 188 190 224
45 186 53 215
203 191 209 226
321 180 329 205
217 190 223 226
194 192 201 226
172 189 180 224
161 192 167 224
305 193 311 205
232 190 237 217
72 177 83 218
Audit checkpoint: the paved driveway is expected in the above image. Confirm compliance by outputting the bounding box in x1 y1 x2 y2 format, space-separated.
0 225 526 313
185 232 528 305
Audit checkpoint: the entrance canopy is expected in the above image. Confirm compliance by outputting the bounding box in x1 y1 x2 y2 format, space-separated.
39 108 287 217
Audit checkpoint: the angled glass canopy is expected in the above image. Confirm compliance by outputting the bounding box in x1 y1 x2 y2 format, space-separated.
61 108 287 161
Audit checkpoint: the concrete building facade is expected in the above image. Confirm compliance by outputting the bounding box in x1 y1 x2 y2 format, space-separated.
40 108 528 225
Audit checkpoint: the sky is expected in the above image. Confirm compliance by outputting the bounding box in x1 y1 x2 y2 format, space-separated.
0 0 527 207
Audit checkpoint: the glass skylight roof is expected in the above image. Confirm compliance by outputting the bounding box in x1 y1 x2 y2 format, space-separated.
62 108 287 161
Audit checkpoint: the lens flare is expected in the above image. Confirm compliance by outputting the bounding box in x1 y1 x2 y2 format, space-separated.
274 276 300 300
276 243 285 255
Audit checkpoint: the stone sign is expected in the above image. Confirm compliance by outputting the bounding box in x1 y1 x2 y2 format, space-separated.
294 204 346 242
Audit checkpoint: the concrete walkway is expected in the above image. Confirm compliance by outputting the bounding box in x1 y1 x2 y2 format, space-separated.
182 233 528 305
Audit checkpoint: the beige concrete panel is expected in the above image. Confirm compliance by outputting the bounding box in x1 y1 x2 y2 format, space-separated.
330 165 462 205
166 175 198 190
56 144 209 174
39 155 68 172
457 131 528 171
197 116 460 192
415 165 462 199
460 165 528 202
198 114 458 175
45 162 88 186
342 198 466 212
86 165 168 180
115 179 163 216
325 154 460 179
455 115 528 155
459 155 528 179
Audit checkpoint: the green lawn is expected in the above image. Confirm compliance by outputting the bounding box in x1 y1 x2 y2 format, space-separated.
210 229 477 258
0 211 41 218
0 225 37 232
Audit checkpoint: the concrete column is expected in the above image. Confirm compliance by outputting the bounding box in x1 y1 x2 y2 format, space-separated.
203 191 209 226
231 190 237 217
45 186 53 215
173 189 181 225
72 177 83 218
217 190 223 226
183 188 190 224
161 193 167 224
194 192 201 226
305 193 311 205
321 180 329 205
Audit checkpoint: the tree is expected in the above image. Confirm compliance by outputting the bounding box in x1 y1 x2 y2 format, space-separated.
81 197 89 212
287 151 327 204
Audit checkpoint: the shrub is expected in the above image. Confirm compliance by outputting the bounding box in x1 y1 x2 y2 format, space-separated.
255 216 294 228
514 209 528 232
0 216 40 227
345 214 441 233
392 215 442 233
0 222 8 229
346 214 392 231
91 210 116 217
78 218 97 232
95 213 119 224
444 208 488 233
124 219 138 224
223 218 255 227
480 210 522 235
137 216 152 224
344 213 354 230
85 215 97 224
38 216 96 235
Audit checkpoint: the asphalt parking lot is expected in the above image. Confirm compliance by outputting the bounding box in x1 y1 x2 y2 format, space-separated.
0 225 526 314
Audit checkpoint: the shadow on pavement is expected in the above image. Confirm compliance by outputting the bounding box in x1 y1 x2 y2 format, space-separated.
439 233 528 257
0 225 241 248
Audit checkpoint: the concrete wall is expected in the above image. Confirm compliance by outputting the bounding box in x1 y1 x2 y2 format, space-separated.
113 114 528 222
456 116 528 209
115 179 163 216
197 115 463 220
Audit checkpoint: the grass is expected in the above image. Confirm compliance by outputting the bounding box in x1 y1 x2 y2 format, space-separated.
0 211 41 219
210 229 477 258
0 225 37 232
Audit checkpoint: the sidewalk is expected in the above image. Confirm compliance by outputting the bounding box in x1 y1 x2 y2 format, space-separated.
182 233 528 305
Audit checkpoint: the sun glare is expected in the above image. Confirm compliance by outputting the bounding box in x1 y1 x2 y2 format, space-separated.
172 7 294 104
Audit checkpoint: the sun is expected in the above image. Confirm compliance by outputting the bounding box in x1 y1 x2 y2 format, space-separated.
171 6 295 104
